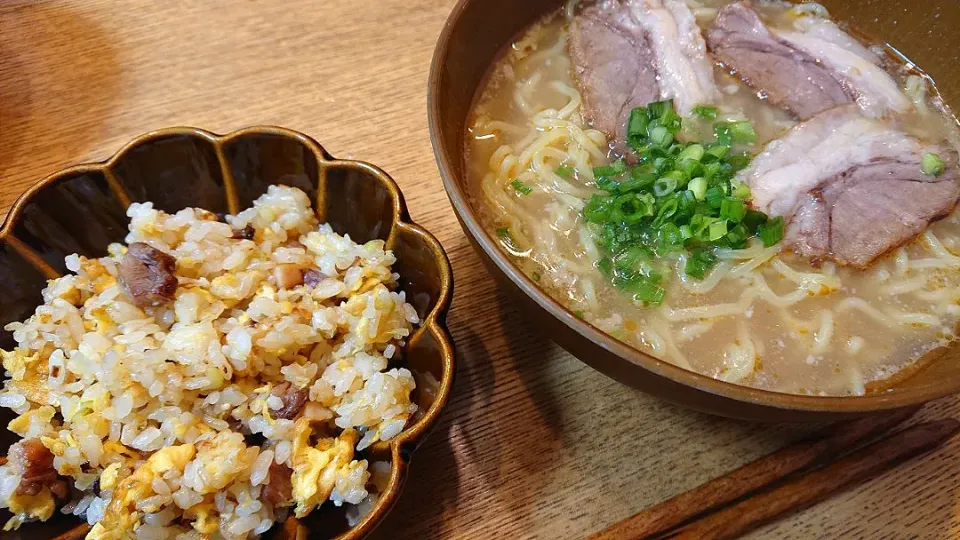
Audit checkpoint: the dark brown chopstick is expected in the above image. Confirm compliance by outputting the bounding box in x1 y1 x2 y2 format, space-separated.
588 408 918 540
663 419 960 539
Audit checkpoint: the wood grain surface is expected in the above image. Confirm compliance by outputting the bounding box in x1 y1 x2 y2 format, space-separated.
1 1 960 539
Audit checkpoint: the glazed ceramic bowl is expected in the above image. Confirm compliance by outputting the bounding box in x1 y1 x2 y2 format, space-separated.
428 0 960 421
0 126 455 539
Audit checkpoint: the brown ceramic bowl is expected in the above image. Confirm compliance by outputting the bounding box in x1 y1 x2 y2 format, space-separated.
0 127 455 539
428 0 960 421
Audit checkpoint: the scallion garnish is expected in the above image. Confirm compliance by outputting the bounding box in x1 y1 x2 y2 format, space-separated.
593 160 628 179
731 180 751 200
758 216 785 247
679 144 705 162
692 105 718 120
720 197 747 222
511 179 533 196
714 123 733 146
580 100 783 305
684 248 718 279
649 125 673 147
922 152 945 177
728 120 757 144
688 177 707 201
653 176 678 197
556 165 575 178
704 186 725 209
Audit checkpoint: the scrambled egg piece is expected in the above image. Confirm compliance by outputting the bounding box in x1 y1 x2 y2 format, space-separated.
183 501 218 534
99 463 122 492
103 441 141 461
290 418 360 518
191 432 255 494
4 490 56 531
87 444 195 540
80 258 118 294
8 406 55 437
1 350 48 406
87 306 114 334
39 436 67 458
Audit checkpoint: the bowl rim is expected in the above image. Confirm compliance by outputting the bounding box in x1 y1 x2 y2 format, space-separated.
0 125 456 540
426 0 960 414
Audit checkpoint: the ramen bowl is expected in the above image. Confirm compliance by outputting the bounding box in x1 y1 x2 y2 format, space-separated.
428 0 960 421
0 126 455 538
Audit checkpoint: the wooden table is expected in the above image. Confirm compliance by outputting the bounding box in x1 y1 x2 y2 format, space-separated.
2 1 959 538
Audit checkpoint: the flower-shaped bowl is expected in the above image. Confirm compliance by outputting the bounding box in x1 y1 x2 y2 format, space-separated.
0 126 455 539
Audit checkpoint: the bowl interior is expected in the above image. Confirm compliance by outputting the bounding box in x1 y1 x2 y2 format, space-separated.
430 0 960 416
0 127 453 538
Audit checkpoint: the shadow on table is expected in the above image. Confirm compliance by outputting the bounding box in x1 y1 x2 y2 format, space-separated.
0 2 121 202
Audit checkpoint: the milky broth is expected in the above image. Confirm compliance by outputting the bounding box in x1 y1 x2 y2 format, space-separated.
466 1 960 395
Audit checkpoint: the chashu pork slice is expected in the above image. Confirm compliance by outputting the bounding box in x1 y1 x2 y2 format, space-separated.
705 1 909 120
738 105 960 267
568 0 719 139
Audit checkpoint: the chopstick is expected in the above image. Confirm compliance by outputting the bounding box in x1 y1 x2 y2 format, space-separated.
588 408 923 540
663 418 959 539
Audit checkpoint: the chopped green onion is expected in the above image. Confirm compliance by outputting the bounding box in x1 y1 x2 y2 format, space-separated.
702 161 723 180
595 175 621 192
511 179 532 196
684 248 718 279
720 197 747 222
654 197 680 226
922 152 945 177
658 222 684 252
708 220 728 241
661 108 683 134
622 277 666 306
731 180 751 200
663 169 686 184
580 99 782 306
495 227 517 250
647 100 672 121
743 209 768 233
704 144 730 163
692 105 718 120
612 193 655 223
627 108 649 149
758 216 785 247
677 190 696 211
729 120 757 144
714 123 733 146
678 159 702 179
583 195 611 222
726 223 750 249
614 246 651 273
594 160 628 178
556 165 575 178
618 171 657 192
727 153 752 172
597 257 614 277
653 176 678 197
704 186 725 209
688 177 707 201
679 144 705 162
649 126 673 147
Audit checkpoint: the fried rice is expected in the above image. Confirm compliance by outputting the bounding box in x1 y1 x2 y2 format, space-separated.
0 185 419 538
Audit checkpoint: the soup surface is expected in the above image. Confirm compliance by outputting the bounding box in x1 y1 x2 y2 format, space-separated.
466 0 960 395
